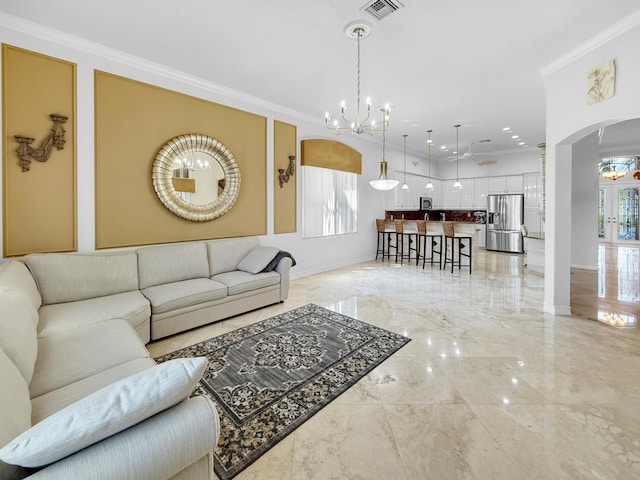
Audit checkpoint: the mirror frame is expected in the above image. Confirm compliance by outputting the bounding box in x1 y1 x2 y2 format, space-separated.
152 133 241 222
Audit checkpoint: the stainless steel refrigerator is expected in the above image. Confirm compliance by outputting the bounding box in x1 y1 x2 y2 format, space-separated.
486 194 524 253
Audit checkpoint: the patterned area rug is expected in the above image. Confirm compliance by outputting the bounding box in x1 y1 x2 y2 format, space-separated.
155 303 410 480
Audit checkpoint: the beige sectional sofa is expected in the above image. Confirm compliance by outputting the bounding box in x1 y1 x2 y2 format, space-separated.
138 237 292 340
0 236 293 479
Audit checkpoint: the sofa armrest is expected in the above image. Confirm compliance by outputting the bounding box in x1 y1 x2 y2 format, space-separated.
29 396 219 480
275 256 293 301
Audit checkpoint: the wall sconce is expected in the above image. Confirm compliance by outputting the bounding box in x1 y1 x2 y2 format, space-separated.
278 155 295 188
15 113 68 172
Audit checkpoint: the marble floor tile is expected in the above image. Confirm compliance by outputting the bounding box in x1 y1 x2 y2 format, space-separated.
384 404 525 480
290 403 407 480
145 244 640 479
471 404 640 479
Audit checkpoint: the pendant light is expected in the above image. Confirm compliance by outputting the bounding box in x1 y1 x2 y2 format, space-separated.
425 129 434 189
401 134 409 190
369 115 399 190
453 124 462 188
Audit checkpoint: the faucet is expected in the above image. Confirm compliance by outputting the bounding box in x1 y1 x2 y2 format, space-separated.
440 212 446 221
424 213 429 221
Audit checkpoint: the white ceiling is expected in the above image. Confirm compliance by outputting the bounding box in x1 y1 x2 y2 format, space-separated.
2 0 639 159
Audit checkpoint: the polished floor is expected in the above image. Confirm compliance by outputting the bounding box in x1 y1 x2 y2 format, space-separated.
147 245 640 480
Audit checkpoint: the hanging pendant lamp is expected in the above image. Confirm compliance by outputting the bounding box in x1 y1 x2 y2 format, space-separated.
425 129 434 189
369 116 399 191
401 134 409 190
453 124 462 188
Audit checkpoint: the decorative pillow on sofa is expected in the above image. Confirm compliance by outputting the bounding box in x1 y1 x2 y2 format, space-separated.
237 246 280 274
0 357 207 468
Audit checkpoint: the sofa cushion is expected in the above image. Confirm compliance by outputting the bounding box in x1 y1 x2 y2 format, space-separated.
237 246 280 274
137 242 209 289
0 293 38 382
37 290 150 338
206 237 258 275
0 357 207 468
0 349 31 449
142 278 227 315
0 259 42 310
31 358 156 424
29 319 150 399
212 271 280 296
24 252 139 305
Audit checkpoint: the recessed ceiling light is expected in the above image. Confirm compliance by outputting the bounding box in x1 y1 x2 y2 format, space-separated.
502 127 510 131
511 135 519 139
440 145 447 150
518 141 525 145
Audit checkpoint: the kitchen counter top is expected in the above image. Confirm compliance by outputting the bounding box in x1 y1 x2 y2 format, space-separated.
386 209 485 223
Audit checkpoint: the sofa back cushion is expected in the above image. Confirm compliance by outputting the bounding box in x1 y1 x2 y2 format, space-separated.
0 292 38 383
24 252 139 305
0 348 31 449
207 237 259 275
137 242 209 289
0 259 42 310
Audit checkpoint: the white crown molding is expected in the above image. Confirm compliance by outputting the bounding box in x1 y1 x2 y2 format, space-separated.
540 8 640 78
0 12 319 125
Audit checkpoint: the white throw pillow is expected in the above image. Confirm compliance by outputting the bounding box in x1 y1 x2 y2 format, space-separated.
237 246 280 274
0 357 206 468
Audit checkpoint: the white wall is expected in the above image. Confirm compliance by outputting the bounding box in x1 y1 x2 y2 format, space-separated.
542 9 640 314
570 133 599 270
0 13 410 279
436 148 541 179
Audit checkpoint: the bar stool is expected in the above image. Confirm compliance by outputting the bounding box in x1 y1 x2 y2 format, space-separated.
416 220 443 268
442 223 472 273
394 220 418 264
375 219 396 261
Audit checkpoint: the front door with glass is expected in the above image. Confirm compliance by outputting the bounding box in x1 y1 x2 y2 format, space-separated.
599 185 639 243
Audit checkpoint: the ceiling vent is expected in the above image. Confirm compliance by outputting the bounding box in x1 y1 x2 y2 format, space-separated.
362 0 403 21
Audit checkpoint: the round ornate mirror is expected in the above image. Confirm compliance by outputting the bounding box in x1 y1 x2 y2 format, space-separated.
152 134 241 221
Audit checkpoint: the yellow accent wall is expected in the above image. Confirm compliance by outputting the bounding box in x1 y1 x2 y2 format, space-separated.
2 45 77 257
273 120 296 234
94 71 267 249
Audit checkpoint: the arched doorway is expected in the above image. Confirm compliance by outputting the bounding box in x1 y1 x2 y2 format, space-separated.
547 117 640 325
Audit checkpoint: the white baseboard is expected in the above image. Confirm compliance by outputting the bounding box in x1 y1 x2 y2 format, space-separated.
289 255 375 280
570 264 598 271
543 303 572 316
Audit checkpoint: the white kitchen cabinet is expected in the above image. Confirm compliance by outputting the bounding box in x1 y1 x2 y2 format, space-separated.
428 178 444 208
460 179 475 208
474 177 489 209
506 175 524 193
488 175 524 194
445 179 474 208
523 172 541 208
523 172 543 235
444 179 460 208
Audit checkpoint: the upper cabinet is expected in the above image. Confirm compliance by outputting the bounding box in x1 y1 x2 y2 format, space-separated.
474 177 489 209
523 172 543 234
444 178 485 209
427 178 444 208
523 172 541 209
488 175 524 194
389 171 435 209
385 173 526 211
